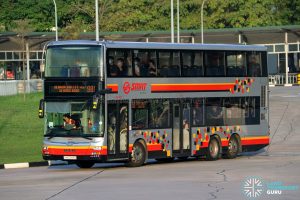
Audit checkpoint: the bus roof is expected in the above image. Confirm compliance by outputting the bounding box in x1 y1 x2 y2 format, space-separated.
47 40 267 51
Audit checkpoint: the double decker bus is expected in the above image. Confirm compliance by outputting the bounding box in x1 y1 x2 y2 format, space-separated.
40 40 269 168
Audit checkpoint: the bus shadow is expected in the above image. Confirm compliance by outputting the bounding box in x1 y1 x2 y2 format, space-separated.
48 149 269 170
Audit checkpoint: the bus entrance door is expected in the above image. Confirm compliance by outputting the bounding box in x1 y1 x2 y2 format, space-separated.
172 101 191 157
107 101 129 160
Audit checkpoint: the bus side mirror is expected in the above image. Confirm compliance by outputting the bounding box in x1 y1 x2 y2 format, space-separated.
38 99 45 118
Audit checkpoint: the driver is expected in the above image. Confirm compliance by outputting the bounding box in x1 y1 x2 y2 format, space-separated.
63 114 76 129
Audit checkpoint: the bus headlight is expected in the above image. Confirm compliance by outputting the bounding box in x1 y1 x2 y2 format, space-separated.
92 146 102 150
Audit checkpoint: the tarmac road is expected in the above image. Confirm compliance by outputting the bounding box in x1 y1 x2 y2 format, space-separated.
1 86 300 200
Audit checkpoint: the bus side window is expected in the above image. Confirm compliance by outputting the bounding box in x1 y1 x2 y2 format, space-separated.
192 99 204 126
205 98 225 126
205 51 225 77
244 97 260 124
182 51 203 77
107 49 132 77
149 99 170 128
132 100 148 129
226 52 246 77
247 52 262 77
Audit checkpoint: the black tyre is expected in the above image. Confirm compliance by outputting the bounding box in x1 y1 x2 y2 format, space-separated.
206 137 221 161
75 161 95 168
224 135 239 159
127 141 146 167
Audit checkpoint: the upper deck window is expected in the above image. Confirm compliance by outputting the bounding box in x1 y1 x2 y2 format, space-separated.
45 45 101 78
226 52 246 77
182 51 203 77
247 52 262 77
158 51 180 77
205 51 225 76
107 49 132 77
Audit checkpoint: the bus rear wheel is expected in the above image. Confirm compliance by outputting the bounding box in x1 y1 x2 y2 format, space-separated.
224 135 239 159
206 137 221 161
75 161 95 168
127 141 146 167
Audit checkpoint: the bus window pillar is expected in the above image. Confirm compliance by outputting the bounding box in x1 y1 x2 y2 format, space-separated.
284 32 292 86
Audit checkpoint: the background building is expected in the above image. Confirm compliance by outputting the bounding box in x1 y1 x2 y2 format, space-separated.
0 25 299 82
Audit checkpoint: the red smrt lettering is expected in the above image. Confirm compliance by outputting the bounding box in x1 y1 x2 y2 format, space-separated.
123 82 147 95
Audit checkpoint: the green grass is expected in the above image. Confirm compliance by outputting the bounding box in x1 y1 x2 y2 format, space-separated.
0 93 44 164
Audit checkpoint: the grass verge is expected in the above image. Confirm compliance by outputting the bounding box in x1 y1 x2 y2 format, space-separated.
0 93 44 164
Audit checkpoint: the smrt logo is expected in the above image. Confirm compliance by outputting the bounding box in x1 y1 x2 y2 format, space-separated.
122 81 147 95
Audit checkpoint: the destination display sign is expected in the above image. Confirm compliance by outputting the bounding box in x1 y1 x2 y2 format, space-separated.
44 79 99 100
50 85 96 93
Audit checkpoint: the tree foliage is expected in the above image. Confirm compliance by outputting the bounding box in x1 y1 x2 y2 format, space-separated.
0 0 299 33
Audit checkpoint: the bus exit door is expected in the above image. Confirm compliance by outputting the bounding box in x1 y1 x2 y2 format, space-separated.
107 101 128 160
172 101 191 157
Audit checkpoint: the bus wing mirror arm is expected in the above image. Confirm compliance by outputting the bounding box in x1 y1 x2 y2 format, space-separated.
92 88 112 110
38 99 45 118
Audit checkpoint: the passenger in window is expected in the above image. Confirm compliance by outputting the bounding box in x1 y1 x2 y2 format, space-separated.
108 56 119 77
183 119 190 149
147 59 157 76
157 102 169 127
133 57 141 76
248 56 261 76
192 108 203 126
116 58 127 76
207 105 223 119
108 115 116 152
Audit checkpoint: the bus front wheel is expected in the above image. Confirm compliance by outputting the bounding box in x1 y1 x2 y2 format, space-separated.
206 137 221 161
127 141 146 167
75 161 95 168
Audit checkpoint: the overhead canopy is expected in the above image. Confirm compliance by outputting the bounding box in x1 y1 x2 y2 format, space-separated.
0 25 300 51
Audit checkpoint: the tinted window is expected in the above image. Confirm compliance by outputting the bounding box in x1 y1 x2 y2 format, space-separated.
158 51 180 77
247 52 262 77
132 50 157 77
192 99 204 126
205 51 225 76
182 51 203 77
224 98 243 125
261 52 268 77
132 100 149 129
205 98 225 126
226 52 246 77
243 97 260 124
149 99 170 128
107 49 132 77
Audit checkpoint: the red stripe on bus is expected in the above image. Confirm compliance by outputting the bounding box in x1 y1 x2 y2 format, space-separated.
44 148 107 156
147 144 163 151
241 138 269 146
151 84 234 92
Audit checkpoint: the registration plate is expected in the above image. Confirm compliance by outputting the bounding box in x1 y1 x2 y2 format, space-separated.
63 156 77 160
